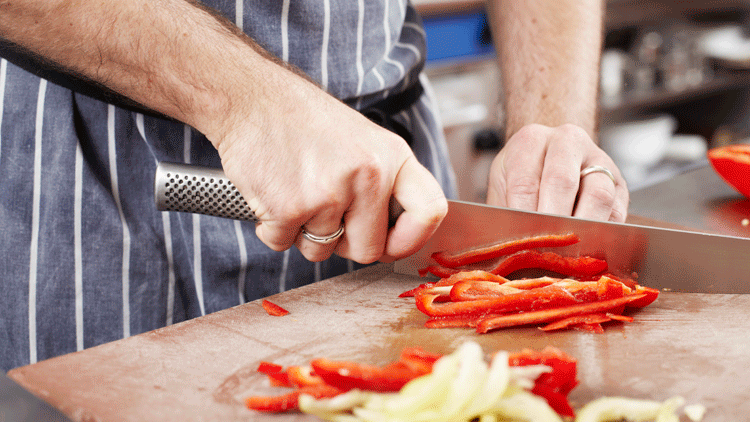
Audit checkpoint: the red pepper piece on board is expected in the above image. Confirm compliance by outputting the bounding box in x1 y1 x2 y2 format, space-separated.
437 270 509 285
398 282 436 298
398 347 442 373
449 280 523 301
489 250 607 278
573 322 605 333
418 264 459 278
708 144 750 198
257 361 292 387
257 361 284 374
286 365 324 387
245 384 342 412
431 232 580 268
627 285 660 308
508 346 578 417
310 358 427 392
606 312 634 322
540 313 612 332
262 299 289 316
415 286 581 318
476 293 647 334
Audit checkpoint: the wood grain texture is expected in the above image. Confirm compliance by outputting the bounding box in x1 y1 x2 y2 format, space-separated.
8 263 750 422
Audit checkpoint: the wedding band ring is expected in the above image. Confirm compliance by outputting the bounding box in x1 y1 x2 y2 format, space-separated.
301 224 345 245
580 165 616 185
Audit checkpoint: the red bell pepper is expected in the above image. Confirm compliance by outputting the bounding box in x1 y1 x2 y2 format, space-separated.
437 270 509 285
431 232 580 268
245 384 342 412
476 293 647 334
489 250 607 278
708 144 750 198
257 361 284 374
261 299 289 316
540 312 613 332
508 346 578 417
415 285 582 318
286 365 324 387
257 361 292 387
418 264 459 278
397 347 442 373
310 358 429 392
627 285 660 308
398 282 436 298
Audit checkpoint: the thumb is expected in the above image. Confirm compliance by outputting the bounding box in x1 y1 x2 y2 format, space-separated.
384 157 447 259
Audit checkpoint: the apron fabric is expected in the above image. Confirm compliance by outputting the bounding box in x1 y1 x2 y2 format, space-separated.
0 0 457 371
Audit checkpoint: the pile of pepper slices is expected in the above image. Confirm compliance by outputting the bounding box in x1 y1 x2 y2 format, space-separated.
247 345 579 418
401 232 660 334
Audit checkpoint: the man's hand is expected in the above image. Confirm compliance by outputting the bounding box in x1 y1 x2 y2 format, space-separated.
215 65 448 263
486 124 628 222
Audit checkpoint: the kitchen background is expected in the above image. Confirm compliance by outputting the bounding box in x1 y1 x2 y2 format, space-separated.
413 0 750 202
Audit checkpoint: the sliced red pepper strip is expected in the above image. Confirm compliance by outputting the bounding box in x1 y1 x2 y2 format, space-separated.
398 282 436 298
418 264 459 278
627 285 660 308
261 299 289 316
708 144 750 198
489 250 607 278
476 293 647 334
502 277 559 290
397 347 442 374
434 270 508 286
573 322 605 333
286 365 324 387
508 346 578 417
415 285 580 318
540 313 612 332
245 384 342 412
425 314 482 328
431 232 580 268
310 358 426 392
257 361 292 387
606 312 634 322
449 280 523 301
257 361 284 374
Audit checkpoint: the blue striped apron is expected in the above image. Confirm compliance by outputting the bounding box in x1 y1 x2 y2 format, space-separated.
0 0 457 371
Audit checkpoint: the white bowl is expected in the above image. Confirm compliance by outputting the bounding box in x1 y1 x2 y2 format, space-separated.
600 114 676 167
599 115 677 185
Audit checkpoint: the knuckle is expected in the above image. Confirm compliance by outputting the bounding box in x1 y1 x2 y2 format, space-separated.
506 175 541 196
587 185 616 208
543 171 579 194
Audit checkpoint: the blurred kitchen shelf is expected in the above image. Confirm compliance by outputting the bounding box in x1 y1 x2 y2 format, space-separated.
601 69 750 119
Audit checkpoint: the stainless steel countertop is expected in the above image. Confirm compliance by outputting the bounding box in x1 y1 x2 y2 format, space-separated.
629 162 750 238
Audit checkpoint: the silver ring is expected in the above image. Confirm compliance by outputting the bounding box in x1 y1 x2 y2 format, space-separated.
301 224 345 245
580 165 616 185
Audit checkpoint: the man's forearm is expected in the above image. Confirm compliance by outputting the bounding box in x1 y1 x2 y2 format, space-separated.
0 0 299 143
486 0 603 139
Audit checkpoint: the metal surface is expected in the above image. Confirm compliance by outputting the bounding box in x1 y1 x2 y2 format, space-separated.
394 200 750 294
154 162 259 222
629 163 750 239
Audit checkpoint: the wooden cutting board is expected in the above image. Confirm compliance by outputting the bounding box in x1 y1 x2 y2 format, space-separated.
7 258 750 422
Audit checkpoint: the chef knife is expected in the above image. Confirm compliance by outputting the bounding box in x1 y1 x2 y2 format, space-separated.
393 200 750 294
155 162 750 294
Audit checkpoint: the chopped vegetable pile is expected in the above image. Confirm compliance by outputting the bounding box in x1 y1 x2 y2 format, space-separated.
246 342 705 422
404 232 659 333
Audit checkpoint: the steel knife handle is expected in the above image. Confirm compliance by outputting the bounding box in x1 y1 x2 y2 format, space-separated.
154 162 259 222
154 162 403 225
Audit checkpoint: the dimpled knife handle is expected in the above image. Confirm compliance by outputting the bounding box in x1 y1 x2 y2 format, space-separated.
154 162 259 222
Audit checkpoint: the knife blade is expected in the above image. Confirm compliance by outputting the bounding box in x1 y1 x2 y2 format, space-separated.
394 200 750 294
